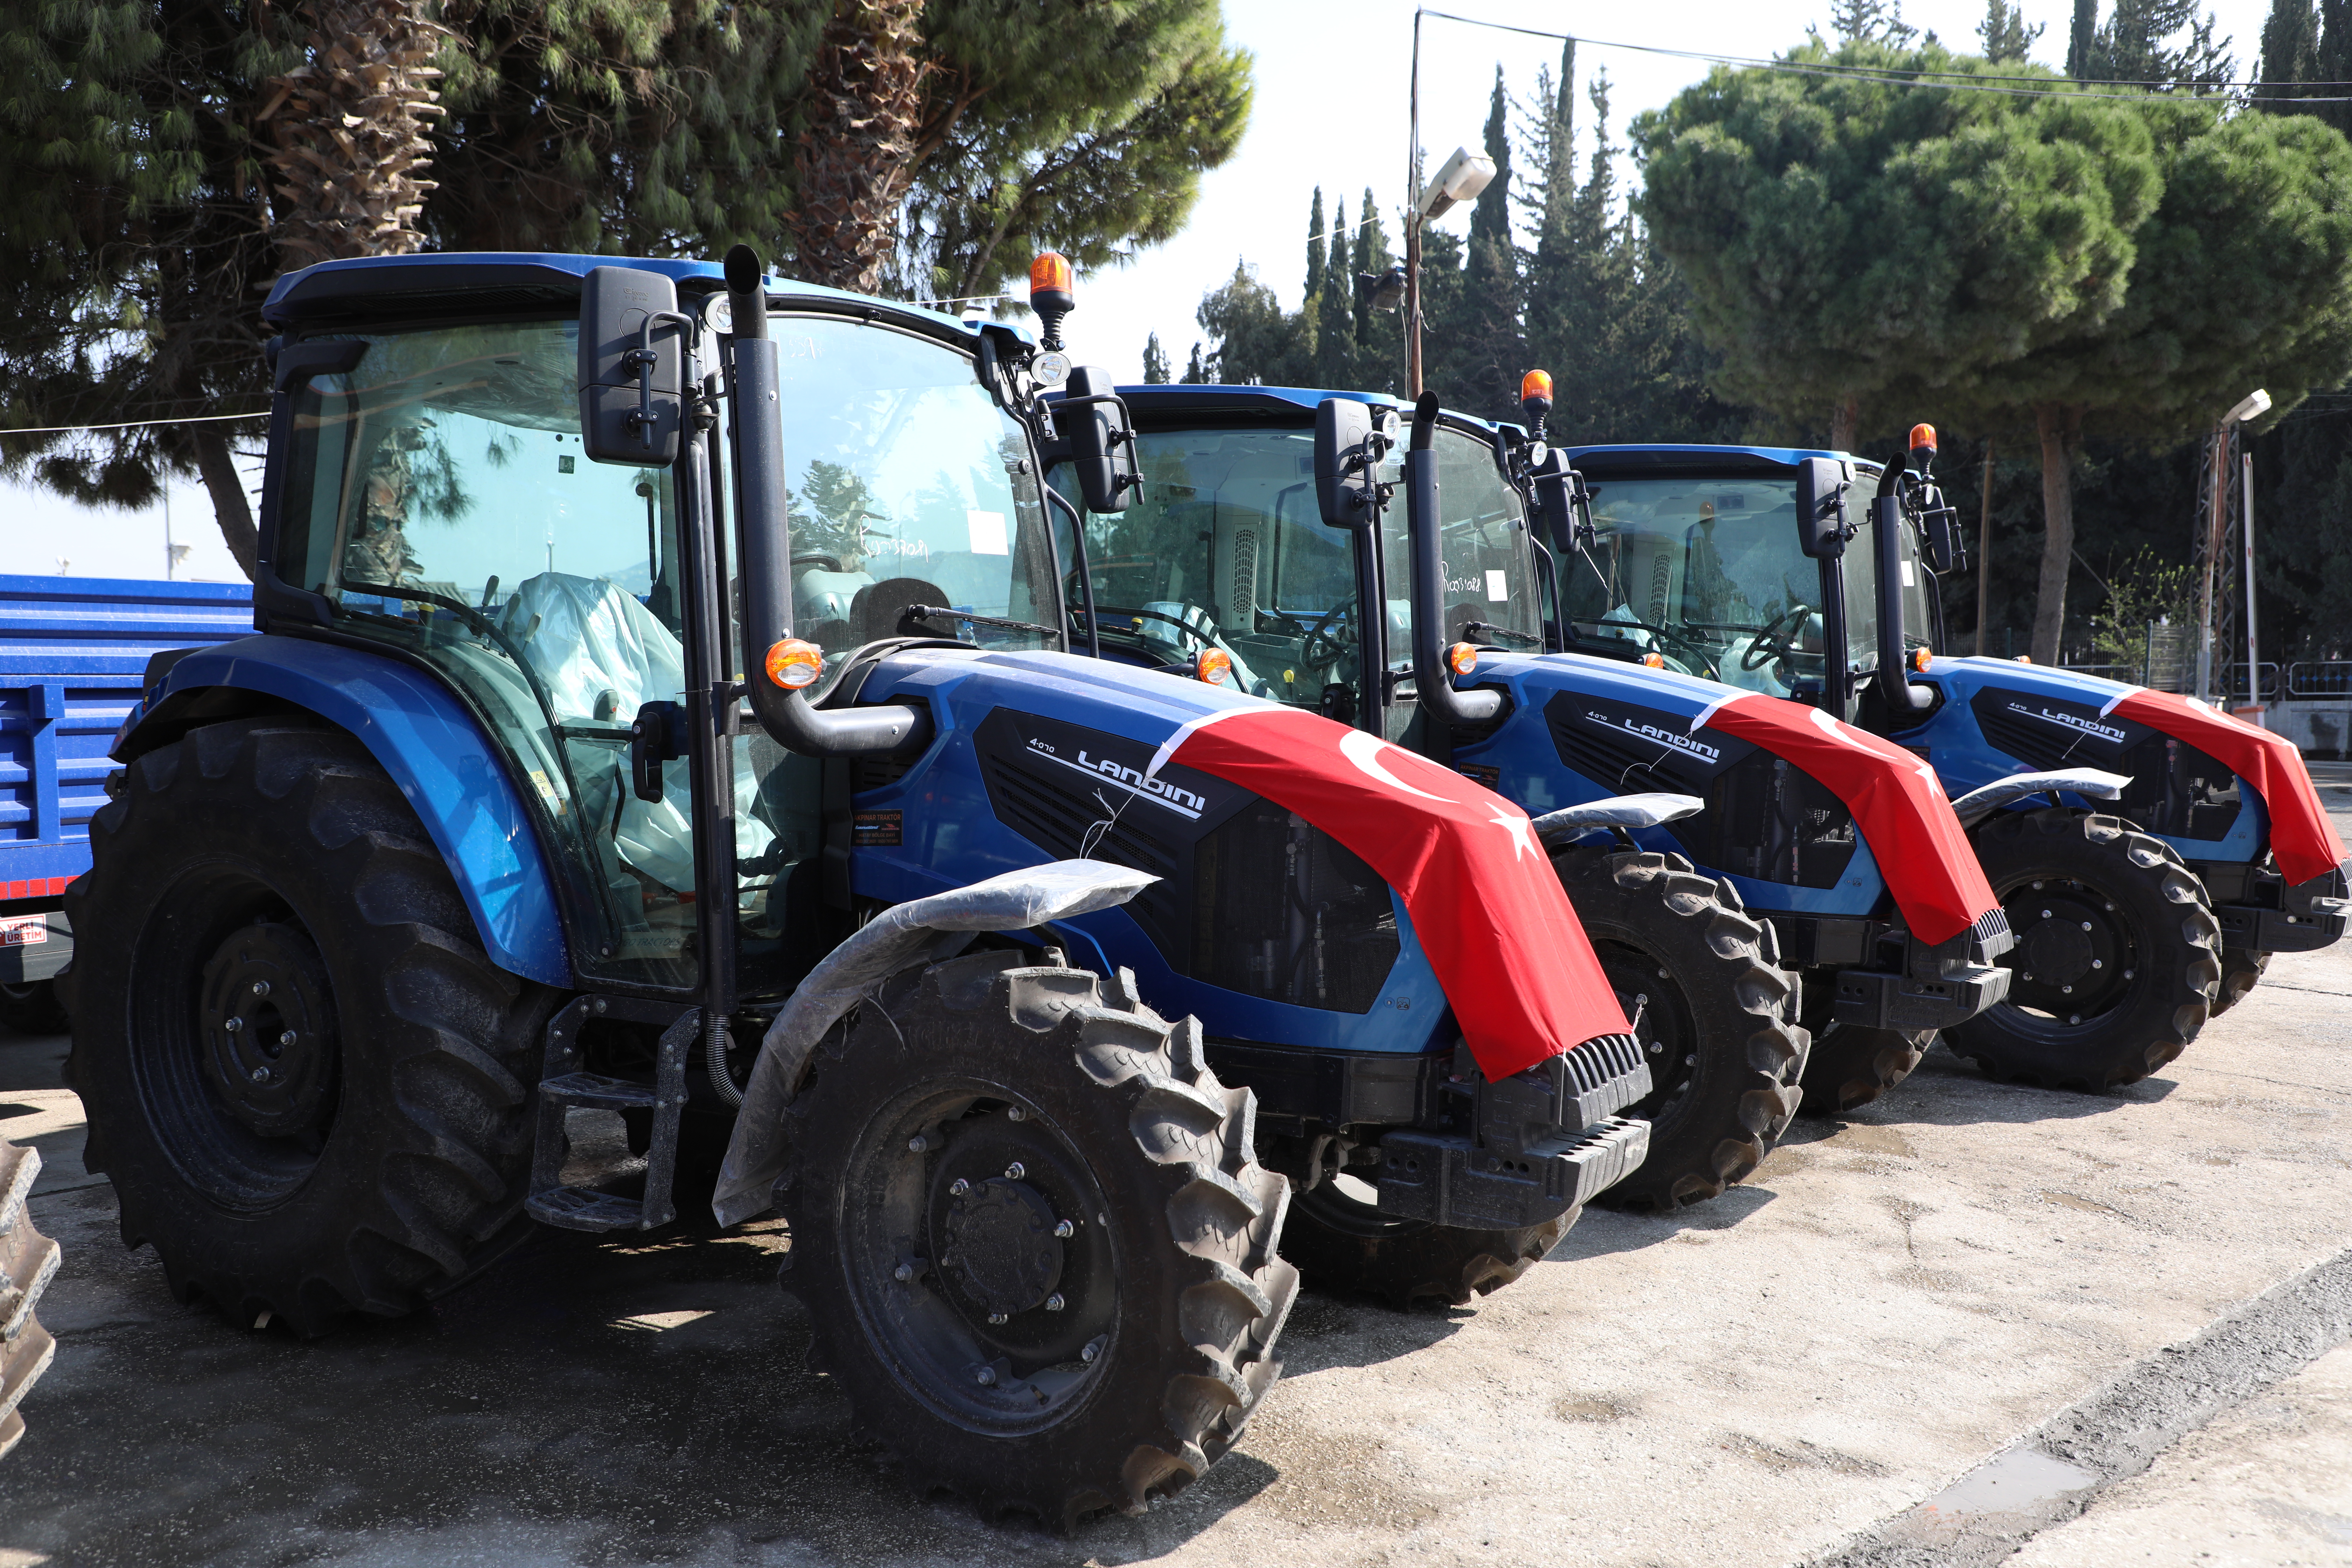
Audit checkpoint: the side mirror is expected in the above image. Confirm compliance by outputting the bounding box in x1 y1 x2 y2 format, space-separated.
1794 456 1853 560
1525 448 1577 550
579 266 688 465
1055 365 1138 514
1315 398 1380 527
1918 483 1961 573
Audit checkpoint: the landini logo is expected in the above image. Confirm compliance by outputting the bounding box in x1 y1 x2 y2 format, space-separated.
2007 702 2127 744
1589 710 1722 765
1025 736 1209 818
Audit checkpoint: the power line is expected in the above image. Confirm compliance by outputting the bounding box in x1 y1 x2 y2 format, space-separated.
1416 9 2352 104
0 410 266 438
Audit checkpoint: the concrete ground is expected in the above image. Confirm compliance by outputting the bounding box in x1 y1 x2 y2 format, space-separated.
6 827 2352 1564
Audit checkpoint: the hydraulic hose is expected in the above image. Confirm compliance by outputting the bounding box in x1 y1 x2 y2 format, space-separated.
1404 392 1503 727
1871 460 1930 715
722 245 931 758
705 1009 743 1108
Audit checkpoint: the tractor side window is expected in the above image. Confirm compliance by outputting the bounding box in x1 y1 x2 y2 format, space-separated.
1412 427 1542 650
274 318 697 990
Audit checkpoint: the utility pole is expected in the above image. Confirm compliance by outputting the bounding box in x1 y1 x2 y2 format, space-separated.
2243 449 2260 724
1976 440 1994 656
1406 9 1424 397
2194 389 2270 704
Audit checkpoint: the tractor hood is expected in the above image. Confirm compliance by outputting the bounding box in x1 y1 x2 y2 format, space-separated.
854 647 1632 1079
1466 651 2001 946
1911 657 2347 886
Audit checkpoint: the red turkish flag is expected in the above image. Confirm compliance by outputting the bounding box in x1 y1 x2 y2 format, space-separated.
1148 708 1629 1080
1696 692 2000 946
2106 689 2347 887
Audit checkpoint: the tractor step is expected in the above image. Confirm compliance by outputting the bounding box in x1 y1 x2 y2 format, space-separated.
527 1000 700 1234
524 1184 657 1232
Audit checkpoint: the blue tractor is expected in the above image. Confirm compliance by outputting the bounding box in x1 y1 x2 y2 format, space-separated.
1548 430 2346 1093
58 250 1652 1524
1044 379 2017 1219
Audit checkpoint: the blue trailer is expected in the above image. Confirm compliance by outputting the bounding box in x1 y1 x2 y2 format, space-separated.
0 576 253 1032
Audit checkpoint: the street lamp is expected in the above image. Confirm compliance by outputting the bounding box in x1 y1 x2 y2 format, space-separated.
2195 388 2270 708
1403 11 1495 396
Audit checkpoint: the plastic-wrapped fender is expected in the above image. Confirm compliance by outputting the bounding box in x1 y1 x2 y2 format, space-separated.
711 859 1157 1226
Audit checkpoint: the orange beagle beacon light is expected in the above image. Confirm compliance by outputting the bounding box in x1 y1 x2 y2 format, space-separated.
1446 642 1479 677
1029 252 1075 350
1520 369 1554 429
1909 422 1937 475
764 638 824 690
1193 648 1234 686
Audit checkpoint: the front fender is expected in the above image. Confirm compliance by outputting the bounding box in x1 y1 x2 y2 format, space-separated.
120 635 571 987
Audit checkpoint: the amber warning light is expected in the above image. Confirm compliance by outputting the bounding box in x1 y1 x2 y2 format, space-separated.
1909 422 1937 475
765 638 824 690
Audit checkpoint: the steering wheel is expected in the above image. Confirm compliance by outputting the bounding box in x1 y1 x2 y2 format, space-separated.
1741 603 1814 671
1299 602 1354 669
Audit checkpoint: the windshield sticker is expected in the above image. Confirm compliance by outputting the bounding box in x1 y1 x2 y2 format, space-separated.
966 509 1009 555
1485 570 1508 602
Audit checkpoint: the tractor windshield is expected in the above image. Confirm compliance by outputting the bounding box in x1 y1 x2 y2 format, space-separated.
1052 424 1374 709
1050 420 1539 714
1562 473 1931 695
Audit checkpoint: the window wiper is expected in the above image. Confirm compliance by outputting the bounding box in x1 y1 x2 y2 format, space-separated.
1463 621 1541 647
907 604 1059 639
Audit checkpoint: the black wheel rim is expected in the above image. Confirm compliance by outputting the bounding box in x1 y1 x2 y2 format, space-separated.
128 862 342 1209
1991 873 2143 1033
838 1077 1117 1435
1592 937 1700 1128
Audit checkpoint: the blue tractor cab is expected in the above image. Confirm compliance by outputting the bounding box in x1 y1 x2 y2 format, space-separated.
60 251 1653 1526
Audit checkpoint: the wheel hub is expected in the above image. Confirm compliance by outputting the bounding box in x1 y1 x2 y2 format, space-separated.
940 1177 1066 1317
197 920 338 1139
2004 882 2128 1017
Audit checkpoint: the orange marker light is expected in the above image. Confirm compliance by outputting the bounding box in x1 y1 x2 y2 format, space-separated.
1194 648 1234 686
1640 651 1666 669
1446 642 1479 677
1908 646 1934 672
2013 654 2033 664
764 638 824 689
1029 251 1074 300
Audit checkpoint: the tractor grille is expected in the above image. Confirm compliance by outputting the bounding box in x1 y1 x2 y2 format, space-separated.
980 754 1188 960
1191 798 1399 1013
1968 687 2243 843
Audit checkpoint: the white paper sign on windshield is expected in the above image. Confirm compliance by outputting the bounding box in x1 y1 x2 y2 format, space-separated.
967 510 1009 555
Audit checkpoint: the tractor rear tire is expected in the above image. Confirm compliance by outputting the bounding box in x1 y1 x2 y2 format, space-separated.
2212 946 2270 1016
0 1138 60 1460
1798 1024 1934 1117
1944 809 2221 1092
1278 1179 1569 1311
59 718 560 1334
780 951 1296 1531
0 981 69 1038
1555 848 1806 1211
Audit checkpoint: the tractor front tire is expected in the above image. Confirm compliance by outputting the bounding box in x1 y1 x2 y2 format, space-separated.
781 951 1296 1531
1278 1181 1569 1311
1798 1024 1934 1118
2212 946 2270 1016
0 1138 60 1460
1944 809 2221 1092
1556 848 1806 1211
60 718 560 1334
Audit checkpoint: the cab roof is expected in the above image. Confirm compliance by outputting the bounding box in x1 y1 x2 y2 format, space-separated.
261 252 1017 345
1560 442 1861 471
1091 382 1515 438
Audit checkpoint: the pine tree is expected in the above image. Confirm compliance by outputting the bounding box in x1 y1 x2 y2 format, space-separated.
1979 0 2046 62
1143 333 1171 384
1831 0 1918 45
2086 0 2236 88
1438 68 1525 414
2259 0 2321 103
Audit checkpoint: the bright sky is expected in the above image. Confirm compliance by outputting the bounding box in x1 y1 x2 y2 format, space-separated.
0 0 2274 582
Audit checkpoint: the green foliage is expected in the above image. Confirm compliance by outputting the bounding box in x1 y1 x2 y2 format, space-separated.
2085 550 2199 667
1142 332 1171 384
1979 0 2045 62
2082 0 2235 89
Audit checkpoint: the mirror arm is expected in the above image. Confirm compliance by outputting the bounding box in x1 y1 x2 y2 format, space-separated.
1044 485 1100 658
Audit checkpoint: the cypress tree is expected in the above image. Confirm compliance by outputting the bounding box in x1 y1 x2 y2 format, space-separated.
2069 0 2101 74
1306 187 1327 306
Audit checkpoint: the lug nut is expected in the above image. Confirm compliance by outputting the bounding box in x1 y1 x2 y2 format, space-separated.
279 1030 297 1048
1007 1107 1027 1122
2080 921 2092 932
988 1312 1009 1325
2092 959 2104 969
1005 1162 1026 1180
2062 985 2073 994
908 1135 929 1153
225 1017 244 1034
975 1366 997 1386
249 1066 270 1084
1082 1338 1102 1363
950 1178 971 1197
894 1264 913 1282
252 980 271 997
1054 1219 1074 1238
1045 1293 1065 1312
2040 909 2052 920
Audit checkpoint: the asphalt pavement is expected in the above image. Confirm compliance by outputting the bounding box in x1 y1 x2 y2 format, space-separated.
5 829 2352 1565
